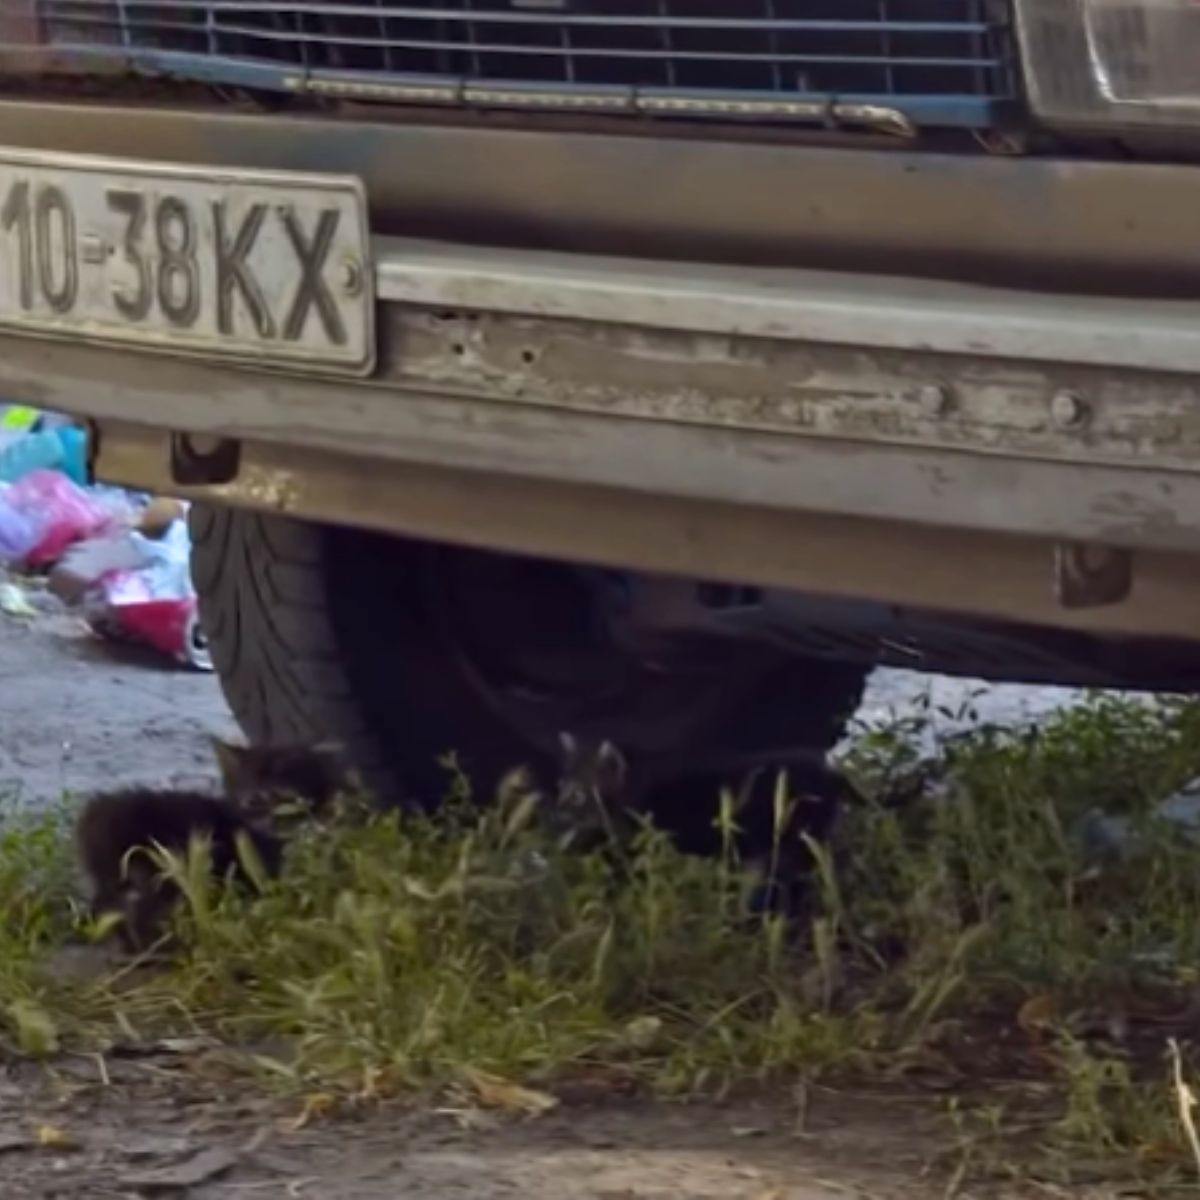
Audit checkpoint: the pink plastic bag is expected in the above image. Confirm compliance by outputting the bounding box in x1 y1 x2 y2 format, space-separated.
0 470 112 566
77 516 211 670
88 584 208 670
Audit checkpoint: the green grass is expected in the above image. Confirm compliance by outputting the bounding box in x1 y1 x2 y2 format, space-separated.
6 693 1200 1188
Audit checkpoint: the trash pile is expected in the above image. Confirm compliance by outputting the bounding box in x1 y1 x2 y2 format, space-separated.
0 405 210 671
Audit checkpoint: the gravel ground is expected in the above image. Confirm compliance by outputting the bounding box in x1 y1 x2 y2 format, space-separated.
0 610 236 808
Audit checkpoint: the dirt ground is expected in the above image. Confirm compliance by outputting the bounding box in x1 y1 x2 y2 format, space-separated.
3 1056 978 1200
0 611 1108 1199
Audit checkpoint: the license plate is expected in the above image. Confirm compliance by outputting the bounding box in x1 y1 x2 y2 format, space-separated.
0 150 374 375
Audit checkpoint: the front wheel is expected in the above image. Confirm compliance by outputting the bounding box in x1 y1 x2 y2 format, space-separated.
190 507 869 809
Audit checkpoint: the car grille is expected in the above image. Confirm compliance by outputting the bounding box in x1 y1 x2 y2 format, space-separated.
11 0 1017 129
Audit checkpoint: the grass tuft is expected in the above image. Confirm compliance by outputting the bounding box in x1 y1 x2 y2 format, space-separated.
2 693 1200 1186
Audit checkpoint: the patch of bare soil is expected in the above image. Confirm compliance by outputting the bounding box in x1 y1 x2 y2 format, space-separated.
0 1054 997 1200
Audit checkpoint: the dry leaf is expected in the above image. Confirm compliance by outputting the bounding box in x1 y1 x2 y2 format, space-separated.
9 1000 59 1057
152 1036 219 1056
732 1126 769 1139
434 1105 501 1132
287 1092 337 1132
1017 993 1058 1036
623 1015 663 1050
464 1068 558 1117
35 1124 75 1150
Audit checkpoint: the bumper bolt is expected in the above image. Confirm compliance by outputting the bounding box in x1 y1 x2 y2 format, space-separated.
1051 390 1090 430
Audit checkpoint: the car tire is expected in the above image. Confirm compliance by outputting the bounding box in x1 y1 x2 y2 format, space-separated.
190 505 870 809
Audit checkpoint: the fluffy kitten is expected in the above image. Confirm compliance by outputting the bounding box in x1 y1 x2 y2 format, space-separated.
210 737 350 824
75 789 280 952
555 732 856 912
77 738 350 952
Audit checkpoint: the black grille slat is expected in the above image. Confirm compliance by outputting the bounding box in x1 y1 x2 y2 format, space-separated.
11 0 1016 128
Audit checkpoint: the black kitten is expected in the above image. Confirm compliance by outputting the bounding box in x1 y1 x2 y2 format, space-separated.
556 732 856 912
555 732 633 848
78 739 350 952
75 789 281 952
210 737 351 824
642 750 850 860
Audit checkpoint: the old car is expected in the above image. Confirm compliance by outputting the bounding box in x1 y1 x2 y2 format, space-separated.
0 1 1194 809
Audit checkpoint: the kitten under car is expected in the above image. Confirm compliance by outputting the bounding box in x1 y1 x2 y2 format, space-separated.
556 731 859 914
75 738 347 952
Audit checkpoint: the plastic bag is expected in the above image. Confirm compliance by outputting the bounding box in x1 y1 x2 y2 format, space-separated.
88 581 209 671
0 419 88 486
0 470 113 566
76 512 211 670
0 488 39 562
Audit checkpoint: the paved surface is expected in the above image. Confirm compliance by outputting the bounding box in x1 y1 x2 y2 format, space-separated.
0 610 236 808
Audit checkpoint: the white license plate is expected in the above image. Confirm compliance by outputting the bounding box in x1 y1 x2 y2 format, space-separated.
0 151 374 375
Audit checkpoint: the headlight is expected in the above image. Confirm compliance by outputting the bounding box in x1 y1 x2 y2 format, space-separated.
1017 0 1200 130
